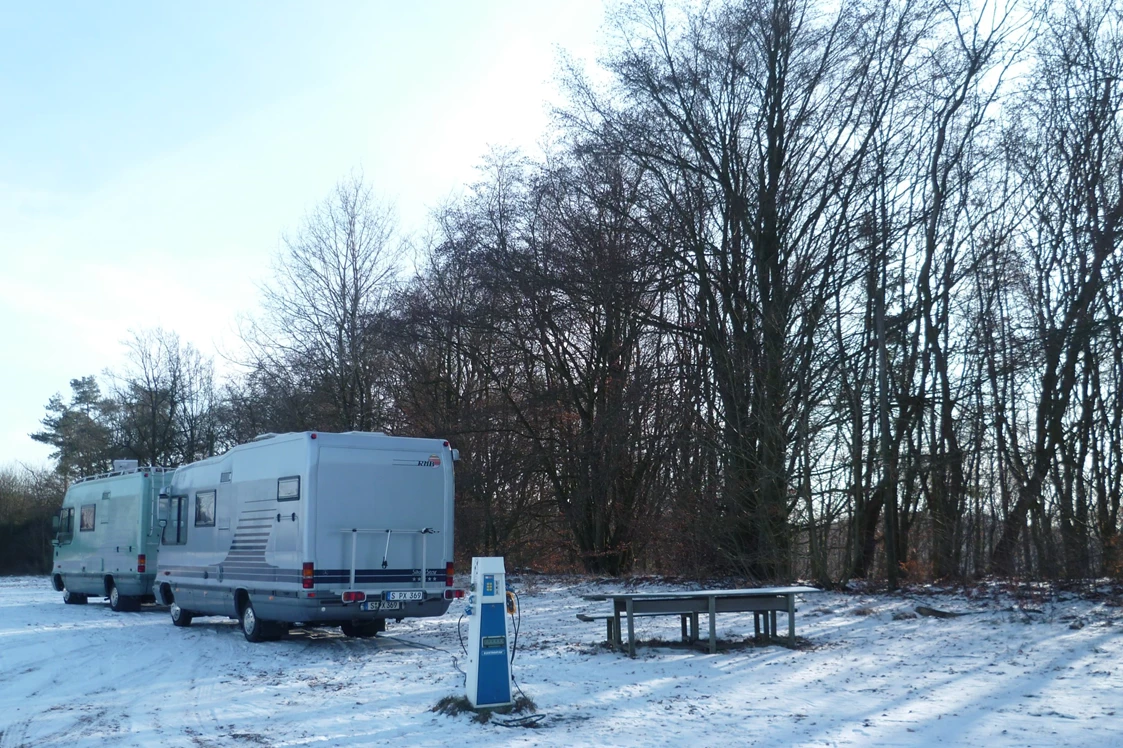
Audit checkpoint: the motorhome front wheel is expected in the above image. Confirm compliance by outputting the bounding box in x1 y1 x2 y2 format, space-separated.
170 603 193 627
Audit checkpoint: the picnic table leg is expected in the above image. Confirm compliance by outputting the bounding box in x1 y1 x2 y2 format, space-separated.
613 602 623 651
692 612 699 642
680 615 687 642
787 594 796 646
770 610 778 641
626 598 636 658
708 596 717 654
754 612 761 639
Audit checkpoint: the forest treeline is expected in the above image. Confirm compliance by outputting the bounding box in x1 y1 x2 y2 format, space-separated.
8 0 1123 584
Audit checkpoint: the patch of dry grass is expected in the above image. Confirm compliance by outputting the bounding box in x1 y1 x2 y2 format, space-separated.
432 694 538 725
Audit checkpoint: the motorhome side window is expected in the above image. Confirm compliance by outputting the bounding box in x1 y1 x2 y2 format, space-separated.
195 491 216 527
277 476 300 501
159 495 188 545
79 504 96 531
57 507 74 543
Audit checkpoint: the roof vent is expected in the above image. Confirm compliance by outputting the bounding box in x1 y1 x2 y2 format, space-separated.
252 433 278 442
112 460 139 471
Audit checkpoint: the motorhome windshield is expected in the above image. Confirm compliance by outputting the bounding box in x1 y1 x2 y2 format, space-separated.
159 496 188 545
56 507 74 544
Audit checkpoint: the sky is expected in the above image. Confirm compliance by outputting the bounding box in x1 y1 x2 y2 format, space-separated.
0 1 607 468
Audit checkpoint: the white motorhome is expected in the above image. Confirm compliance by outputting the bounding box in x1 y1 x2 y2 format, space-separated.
154 431 457 642
50 462 174 611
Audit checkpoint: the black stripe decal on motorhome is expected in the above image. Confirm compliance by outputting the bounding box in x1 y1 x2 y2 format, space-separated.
162 566 444 586
313 569 445 584
161 565 302 583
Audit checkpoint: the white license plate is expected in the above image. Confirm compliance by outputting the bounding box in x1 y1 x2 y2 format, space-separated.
362 601 402 611
385 590 424 601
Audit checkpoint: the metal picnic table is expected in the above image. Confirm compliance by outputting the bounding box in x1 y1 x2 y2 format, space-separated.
581 586 820 657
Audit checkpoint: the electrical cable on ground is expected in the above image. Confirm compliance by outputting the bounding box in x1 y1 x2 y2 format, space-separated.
383 634 466 680
495 713 546 728
498 587 545 727
509 590 521 665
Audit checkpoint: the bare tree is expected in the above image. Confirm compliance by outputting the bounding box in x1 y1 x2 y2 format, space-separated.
107 328 186 467
563 0 902 579
241 173 401 433
991 0 1123 576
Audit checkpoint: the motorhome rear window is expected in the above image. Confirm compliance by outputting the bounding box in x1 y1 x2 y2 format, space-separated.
195 491 216 527
277 476 300 501
80 504 96 531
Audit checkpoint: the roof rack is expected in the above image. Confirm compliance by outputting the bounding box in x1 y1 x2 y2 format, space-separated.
74 465 174 484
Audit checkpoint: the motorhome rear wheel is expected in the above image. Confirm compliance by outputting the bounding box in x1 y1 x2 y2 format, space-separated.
108 582 139 612
240 599 281 642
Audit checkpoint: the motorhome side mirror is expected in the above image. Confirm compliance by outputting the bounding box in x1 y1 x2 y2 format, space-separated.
51 515 60 531
159 519 168 529
452 449 460 462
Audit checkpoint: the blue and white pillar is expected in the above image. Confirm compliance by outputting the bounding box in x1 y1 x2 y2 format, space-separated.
465 556 513 709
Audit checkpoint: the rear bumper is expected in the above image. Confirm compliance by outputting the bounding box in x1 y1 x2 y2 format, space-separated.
254 592 451 623
158 576 454 624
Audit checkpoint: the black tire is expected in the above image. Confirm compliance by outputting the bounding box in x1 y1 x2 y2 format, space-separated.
340 620 383 638
62 589 87 605
240 599 276 643
170 603 193 627
108 584 138 612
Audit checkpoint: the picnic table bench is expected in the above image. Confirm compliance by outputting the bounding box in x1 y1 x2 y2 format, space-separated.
580 586 820 657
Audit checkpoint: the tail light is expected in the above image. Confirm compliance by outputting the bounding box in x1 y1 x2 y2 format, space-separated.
444 589 465 600
446 562 454 587
341 590 366 603
137 554 146 573
302 562 315 589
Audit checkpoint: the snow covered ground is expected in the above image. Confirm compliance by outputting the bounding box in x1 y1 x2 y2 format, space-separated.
1 575 1121 747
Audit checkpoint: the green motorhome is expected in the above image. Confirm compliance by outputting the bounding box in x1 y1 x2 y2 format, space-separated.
50 461 174 611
